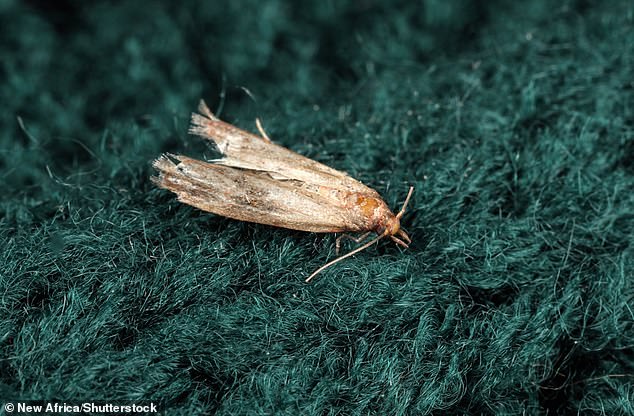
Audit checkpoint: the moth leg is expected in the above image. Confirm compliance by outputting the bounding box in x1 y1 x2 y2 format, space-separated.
390 236 409 248
255 118 272 142
335 232 371 255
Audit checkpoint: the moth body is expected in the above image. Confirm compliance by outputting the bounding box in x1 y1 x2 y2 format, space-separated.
153 100 412 282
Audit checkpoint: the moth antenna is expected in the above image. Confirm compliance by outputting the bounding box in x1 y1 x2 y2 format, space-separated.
305 232 388 283
396 186 414 220
198 100 219 121
255 118 272 142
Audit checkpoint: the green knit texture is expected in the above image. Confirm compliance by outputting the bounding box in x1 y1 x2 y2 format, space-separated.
1 0 633 414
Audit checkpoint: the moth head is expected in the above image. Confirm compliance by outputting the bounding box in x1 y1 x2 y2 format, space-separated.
383 215 401 237
382 215 410 248
385 186 414 248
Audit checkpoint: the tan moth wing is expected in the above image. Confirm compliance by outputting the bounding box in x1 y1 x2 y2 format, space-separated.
152 155 378 233
153 100 414 282
189 101 380 198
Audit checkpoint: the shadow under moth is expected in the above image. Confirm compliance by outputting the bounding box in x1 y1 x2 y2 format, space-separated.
152 101 413 282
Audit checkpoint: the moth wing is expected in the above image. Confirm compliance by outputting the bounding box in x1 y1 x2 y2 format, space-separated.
152 154 372 233
189 101 380 198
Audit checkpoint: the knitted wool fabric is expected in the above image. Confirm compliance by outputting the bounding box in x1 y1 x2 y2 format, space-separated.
1 1 632 414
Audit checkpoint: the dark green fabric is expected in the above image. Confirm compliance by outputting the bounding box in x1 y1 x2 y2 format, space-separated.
1 0 633 414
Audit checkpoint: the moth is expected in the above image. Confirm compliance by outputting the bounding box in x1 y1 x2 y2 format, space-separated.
152 101 413 282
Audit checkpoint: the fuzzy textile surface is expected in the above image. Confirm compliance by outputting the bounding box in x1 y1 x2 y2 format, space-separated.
1 1 633 414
